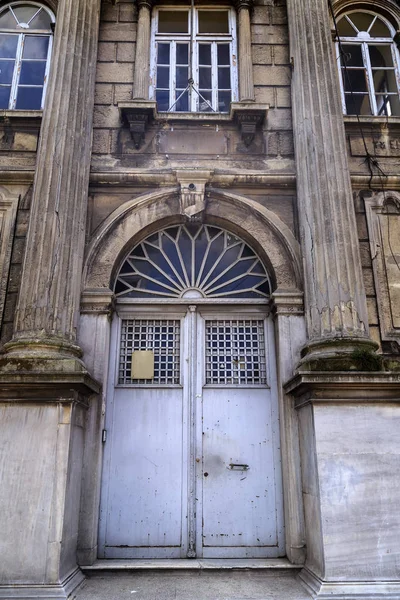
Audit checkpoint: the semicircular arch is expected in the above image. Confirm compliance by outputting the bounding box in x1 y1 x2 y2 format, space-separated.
83 188 303 295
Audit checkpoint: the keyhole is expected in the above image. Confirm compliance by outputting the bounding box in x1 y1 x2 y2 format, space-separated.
204 472 209 477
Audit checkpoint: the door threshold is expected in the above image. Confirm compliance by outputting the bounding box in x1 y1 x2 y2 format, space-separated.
81 558 300 571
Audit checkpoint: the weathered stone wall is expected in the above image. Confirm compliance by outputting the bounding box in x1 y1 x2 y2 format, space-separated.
92 0 293 164
89 0 296 250
345 117 400 354
0 188 31 348
354 191 382 350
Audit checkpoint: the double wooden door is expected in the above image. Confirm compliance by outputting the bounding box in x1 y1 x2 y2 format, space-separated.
98 305 284 559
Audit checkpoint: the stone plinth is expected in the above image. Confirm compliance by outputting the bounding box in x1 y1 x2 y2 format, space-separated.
286 372 400 599
0 376 100 599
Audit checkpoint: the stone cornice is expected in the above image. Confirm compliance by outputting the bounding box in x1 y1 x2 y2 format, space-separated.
285 371 400 408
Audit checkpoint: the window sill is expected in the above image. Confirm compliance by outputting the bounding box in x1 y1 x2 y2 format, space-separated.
119 100 269 149
0 110 43 130
343 115 400 124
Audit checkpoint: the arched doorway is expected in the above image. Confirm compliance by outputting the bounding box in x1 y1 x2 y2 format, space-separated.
98 223 285 559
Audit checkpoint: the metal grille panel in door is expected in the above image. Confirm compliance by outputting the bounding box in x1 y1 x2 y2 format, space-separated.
205 319 267 385
118 319 180 385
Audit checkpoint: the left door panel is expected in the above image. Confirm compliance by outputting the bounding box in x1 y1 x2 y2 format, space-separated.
98 316 186 558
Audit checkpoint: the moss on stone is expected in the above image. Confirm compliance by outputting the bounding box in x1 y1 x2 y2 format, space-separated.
350 349 383 372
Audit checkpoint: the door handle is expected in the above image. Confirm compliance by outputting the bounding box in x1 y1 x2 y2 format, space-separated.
228 463 249 471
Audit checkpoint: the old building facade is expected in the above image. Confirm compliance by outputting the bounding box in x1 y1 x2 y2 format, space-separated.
0 0 399 598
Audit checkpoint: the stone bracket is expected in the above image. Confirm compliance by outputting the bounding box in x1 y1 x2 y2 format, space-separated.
119 101 268 149
175 170 213 221
119 101 157 150
231 103 267 146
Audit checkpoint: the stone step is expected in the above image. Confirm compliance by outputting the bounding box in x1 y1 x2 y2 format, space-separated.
80 558 301 573
75 567 311 600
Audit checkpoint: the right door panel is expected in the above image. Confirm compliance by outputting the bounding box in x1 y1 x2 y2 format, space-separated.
199 315 284 558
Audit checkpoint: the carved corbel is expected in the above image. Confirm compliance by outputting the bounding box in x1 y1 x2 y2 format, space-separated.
118 101 157 149
126 112 149 149
232 105 267 146
175 170 213 221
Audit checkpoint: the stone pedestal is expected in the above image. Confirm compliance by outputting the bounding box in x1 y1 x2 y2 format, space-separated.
0 376 100 599
286 373 400 599
286 0 377 368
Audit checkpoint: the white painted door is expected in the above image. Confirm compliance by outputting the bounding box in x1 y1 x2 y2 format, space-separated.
98 306 284 559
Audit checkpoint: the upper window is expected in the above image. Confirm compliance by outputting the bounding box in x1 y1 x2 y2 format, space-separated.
150 7 238 113
336 11 400 116
0 2 55 110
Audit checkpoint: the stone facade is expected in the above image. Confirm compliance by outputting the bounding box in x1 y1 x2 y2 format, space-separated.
0 0 399 598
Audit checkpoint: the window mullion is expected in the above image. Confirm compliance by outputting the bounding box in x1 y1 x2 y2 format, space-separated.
10 33 24 109
212 42 218 111
336 41 347 114
42 33 52 109
363 42 378 115
170 40 176 111
190 10 196 112
149 10 158 101
192 41 198 112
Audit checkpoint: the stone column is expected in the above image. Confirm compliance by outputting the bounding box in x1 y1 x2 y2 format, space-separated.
286 0 377 367
235 0 255 102
4 0 101 364
132 0 154 100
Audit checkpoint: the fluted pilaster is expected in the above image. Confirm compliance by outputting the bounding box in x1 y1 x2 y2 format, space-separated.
286 0 376 364
235 0 255 102
7 0 101 357
132 0 154 100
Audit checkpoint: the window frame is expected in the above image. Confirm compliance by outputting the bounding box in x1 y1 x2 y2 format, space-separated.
149 5 239 114
336 10 400 117
0 1 55 110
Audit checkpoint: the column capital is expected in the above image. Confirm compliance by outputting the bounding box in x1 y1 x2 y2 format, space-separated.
235 0 253 11
136 0 154 10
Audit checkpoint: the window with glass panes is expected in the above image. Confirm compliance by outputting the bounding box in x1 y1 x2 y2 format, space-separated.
150 7 238 113
336 11 400 116
0 2 54 110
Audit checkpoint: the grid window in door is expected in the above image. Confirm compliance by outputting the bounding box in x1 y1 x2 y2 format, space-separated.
119 319 180 385
205 320 267 386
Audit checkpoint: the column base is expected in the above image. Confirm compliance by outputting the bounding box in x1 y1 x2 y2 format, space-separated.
299 337 381 372
0 568 85 600
299 567 400 600
0 336 100 394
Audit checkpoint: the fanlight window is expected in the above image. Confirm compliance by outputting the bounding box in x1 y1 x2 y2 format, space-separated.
0 2 54 110
336 11 400 116
115 225 271 300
